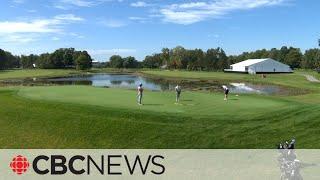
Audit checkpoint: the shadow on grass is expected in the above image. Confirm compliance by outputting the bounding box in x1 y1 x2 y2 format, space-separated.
0 70 11 73
181 99 193 102
143 104 164 106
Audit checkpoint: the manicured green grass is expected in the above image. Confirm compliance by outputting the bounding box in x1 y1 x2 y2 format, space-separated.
0 69 78 79
0 69 319 148
18 86 287 118
0 85 317 148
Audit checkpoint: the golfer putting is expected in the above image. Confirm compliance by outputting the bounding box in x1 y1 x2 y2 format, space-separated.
222 85 229 101
137 83 143 105
175 84 182 103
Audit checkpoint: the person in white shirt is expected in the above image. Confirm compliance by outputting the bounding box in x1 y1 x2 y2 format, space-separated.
137 83 144 105
175 84 182 103
222 85 229 101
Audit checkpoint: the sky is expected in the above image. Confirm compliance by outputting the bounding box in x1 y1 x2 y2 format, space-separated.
0 0 319 61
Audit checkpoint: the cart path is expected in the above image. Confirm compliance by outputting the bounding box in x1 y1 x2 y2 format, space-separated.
304 74 320 83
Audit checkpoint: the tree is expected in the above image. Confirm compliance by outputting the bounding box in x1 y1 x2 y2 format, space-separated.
143 54 162 68
285 48 303 68
279 46 290 63
123 56 138 68
161 48 170 66
75 52 92 70
63 48 75 67
76 54 92 70
169 46 186 69
0 49 20 69
37 53 52 69
49 49 65 68
20 54 38 69
302 49 320 69
0 49 7 69
216 48 228 70
109 55 124 68
205 48 219 70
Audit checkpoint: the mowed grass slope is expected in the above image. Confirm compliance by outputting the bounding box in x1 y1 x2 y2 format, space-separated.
0 69 78 79
0 84 317 148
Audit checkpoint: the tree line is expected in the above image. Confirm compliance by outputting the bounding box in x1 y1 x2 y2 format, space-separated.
0 48 92 70
0 49 20 69
139 46 320 70
1 46 320 71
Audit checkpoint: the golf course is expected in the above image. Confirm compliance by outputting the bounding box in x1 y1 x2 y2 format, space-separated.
0 69 319 148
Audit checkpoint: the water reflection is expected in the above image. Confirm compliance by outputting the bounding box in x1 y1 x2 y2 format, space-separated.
48 74 167 91
229 83 280 94
45 74 283 94
0 73 290 95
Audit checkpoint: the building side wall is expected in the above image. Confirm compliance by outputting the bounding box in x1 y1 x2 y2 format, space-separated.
249 60 292 73
231 64 247 72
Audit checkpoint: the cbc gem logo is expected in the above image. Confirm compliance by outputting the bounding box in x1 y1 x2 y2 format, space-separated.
9 155 30 175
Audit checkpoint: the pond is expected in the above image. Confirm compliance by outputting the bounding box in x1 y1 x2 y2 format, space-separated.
7 73 288 95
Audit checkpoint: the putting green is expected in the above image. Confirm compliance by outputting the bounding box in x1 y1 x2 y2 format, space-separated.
18 86 289 119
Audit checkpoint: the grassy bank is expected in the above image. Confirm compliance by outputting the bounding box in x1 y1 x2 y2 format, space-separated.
0 69 81 80
142 70 320 91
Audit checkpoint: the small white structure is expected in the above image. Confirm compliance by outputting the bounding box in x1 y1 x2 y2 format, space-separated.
225 58 292 74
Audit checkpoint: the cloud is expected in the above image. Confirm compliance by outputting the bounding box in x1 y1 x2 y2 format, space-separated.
0 14 84 43
51 37 60 41
0 34 36 44
129 16 150 23
0 14 84 34
99 19 127 28
160 0 287 25
130 1 151 7
0 21 60 34
55 0 122 9
12 0 25 4
27 9 37 13
69 32 85 38
60 0 96 7
54 14 85 21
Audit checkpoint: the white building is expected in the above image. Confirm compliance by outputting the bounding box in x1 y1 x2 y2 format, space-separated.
225 58 292 74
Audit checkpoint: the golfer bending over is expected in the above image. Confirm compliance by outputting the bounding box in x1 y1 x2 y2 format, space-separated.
175 84 182 103
137 83 144 105
222 85 229 101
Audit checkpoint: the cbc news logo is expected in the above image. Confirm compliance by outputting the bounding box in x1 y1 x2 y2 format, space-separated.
8 154 165 176
9 155 30 175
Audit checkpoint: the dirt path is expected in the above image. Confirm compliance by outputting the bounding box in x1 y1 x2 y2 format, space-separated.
304 74 320 83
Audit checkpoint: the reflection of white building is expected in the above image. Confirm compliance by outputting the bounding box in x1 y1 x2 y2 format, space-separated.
225 58 292 74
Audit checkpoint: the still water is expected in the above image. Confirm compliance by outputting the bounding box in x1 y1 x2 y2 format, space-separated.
44 74 283 95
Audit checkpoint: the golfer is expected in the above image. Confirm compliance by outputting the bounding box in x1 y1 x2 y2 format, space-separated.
175 84 182 103
137 83 144 105
222 85 229 100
